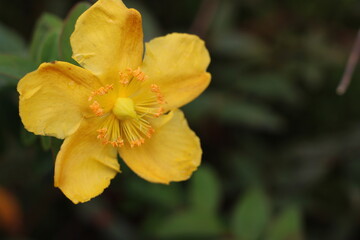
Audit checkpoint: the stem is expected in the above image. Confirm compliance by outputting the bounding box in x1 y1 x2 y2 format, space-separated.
337 29 360 95
189 0 219 38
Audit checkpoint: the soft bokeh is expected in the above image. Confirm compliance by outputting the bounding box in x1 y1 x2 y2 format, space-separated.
0 0 359 239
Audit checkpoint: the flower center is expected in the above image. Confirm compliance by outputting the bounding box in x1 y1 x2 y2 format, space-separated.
112 98 137 120
88 67 166 148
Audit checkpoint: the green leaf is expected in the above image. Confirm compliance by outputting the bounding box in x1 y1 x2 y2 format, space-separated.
51 138 63 159
0 54 36 85
156 210 223 239
211 0 236 34
188 166 221 213
0 54 36 87
38 30 61 62
0 74 17 88
266 205 303 240
20 128 37 146
0 23 27 55
126 178 182 209
30 13 62 63
220 101 284 131
59 2 91 63
182 93 215 122
184 92 284 131
237 73 301 104
154 166 223 239
41 136 52 151
212 31 268 61
231 187 271 240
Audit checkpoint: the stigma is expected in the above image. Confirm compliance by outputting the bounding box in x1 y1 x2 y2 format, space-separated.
112 98 137 120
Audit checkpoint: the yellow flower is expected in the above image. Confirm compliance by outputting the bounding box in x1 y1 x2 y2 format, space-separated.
17 0 211 203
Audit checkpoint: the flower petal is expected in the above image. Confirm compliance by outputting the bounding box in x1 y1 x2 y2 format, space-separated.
18 61 101 139
54 119 120 204
119 109 201 184
71 0 143 81
141 33 211 110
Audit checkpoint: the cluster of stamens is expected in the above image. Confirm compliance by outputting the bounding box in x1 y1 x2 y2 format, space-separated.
154 107 164 117
128 126 156 147
88 67 166 148
88 84 114 117
89 101 104 116
119 67 147 85
150 84 166 104
88 84 114 101
96 128 124 147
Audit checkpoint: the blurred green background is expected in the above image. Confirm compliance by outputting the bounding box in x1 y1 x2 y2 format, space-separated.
0 0 360 239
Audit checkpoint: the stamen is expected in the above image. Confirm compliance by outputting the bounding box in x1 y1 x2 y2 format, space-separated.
96 127 124 147
97 128 107 139
119 68 132 85
132 67 147 81
146 127 155 138
157 94 165 104
110 138 124 147
150 84 160 92
90 101 104 116
119 67 147 85
115 138 125 147
150 84 166 104
130 138 145 148
95 68 165 148
154 107 164 117
88 84 114 101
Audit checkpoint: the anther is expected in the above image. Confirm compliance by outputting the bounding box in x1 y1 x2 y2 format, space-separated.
110 138 124 147
119 69 131 85
150 84 160 93
150 84 166 104
156 94 165 104
90 101 104 116
146 127 155 138
97 128 110 145
97 128 107 139
119 67 147 84
115 138 124 147
133 67 147 81
97 128 124 147
89 84 114 101
154 107 164 117
130 138 145 148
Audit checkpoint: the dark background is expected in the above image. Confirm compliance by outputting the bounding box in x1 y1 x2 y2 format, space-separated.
0 0 360 239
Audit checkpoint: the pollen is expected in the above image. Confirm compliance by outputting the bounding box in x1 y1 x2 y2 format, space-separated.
89 101 104 116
